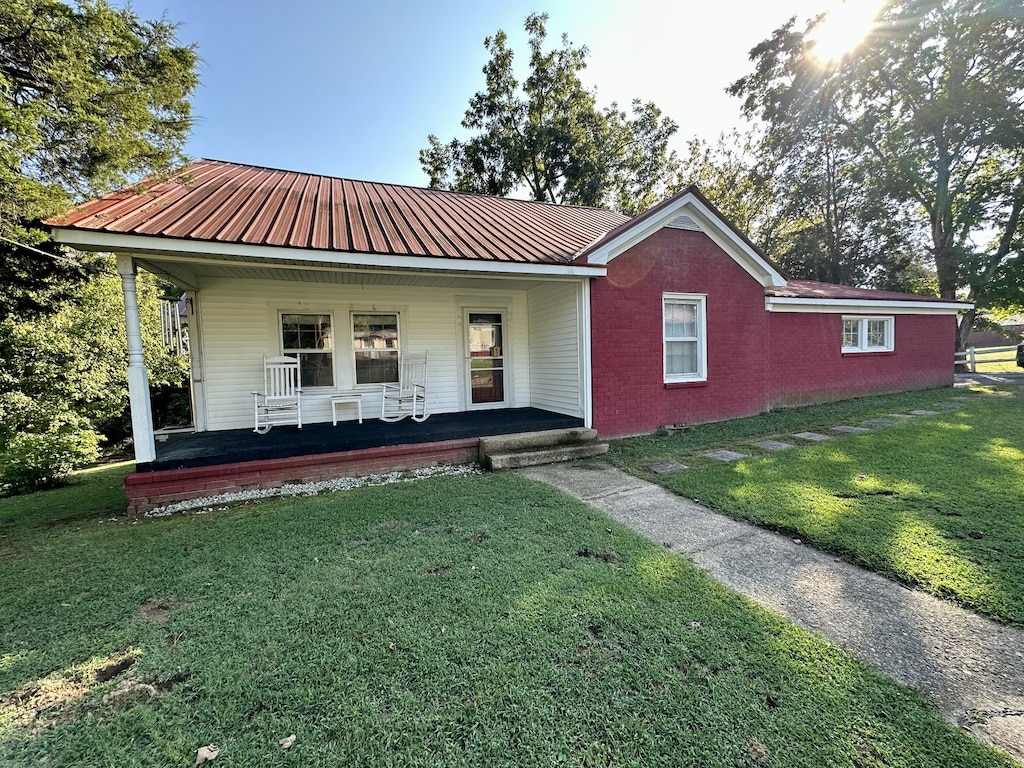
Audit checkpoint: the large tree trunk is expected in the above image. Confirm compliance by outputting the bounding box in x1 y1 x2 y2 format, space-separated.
957 308 976 356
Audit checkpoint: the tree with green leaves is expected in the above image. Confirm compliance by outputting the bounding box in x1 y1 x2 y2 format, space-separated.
673 128 935 293
420 13 679 215
1 0 198 319
673 130 787 259
0 0 198 490
0 261 190 490
730 0 1024 345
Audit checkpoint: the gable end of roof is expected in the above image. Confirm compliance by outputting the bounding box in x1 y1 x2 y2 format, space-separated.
576 186 788 288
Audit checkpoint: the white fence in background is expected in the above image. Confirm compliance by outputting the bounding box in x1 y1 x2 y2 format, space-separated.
954 344 1018 372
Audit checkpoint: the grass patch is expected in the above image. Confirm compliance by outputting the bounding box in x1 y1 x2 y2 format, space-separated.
0 465 1012 766
0 460 132 528
608 386 1024 626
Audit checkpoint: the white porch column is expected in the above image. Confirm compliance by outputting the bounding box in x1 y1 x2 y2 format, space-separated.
185 290 207 431
116 254 157 463
580 278 593 429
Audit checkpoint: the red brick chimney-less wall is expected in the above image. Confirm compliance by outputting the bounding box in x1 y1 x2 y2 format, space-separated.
589 228 954 438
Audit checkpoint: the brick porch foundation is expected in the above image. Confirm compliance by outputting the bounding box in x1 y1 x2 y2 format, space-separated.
124 438 480 516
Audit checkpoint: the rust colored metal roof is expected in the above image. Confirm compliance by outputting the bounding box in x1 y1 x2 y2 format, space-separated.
47 159 628 264
767 279 962 303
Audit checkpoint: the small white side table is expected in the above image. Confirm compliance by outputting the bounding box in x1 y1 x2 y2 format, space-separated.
330 394 363 425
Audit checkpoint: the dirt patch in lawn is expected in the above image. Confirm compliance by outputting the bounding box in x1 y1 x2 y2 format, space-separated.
139 596 191 624
576 546 621 565
102 670 190 712
1 648 193 734
0 650 140 732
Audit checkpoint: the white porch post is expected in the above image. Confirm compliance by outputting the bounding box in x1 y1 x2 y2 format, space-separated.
185 291 207 431
116 254 157 463
580 278 593 429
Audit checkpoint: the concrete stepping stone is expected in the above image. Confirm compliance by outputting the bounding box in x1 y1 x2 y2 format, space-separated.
951 396 976 401
644 460 687 474
751 439 795 451
831 425 871 434
793 432 831 442
861 419 898 428
886 413 915 419
703 449 749 462
909 409 940 416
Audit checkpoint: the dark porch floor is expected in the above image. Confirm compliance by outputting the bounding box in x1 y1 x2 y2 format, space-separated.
143 408 584 472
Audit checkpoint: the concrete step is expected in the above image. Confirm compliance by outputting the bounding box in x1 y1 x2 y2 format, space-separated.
485 442 609 470
479 427 598 458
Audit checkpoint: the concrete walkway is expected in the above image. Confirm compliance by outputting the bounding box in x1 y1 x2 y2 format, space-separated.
518 461 1024 762
956 372 1024 386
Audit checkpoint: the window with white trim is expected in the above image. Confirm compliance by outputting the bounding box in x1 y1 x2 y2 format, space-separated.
842 316 894 353
281 313 334 387
352 312 400 384
663 293 707 382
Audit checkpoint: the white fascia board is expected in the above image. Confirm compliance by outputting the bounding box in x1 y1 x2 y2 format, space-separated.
765 296 971 315
51 228 607 279
584 192 787 288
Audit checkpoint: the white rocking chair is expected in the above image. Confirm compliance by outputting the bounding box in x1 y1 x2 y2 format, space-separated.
253 355 302 434
381 352 429 422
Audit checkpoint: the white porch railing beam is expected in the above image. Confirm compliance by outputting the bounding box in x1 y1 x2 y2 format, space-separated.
116 254 157 463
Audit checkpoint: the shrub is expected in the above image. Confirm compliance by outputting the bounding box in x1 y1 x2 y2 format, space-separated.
0 404 100 494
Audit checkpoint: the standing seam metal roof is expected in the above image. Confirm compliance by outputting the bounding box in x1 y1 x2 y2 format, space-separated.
46 159 958 306
49 159 628 264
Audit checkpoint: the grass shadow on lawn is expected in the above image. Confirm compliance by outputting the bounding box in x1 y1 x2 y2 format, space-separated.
0 471 1013 766
613 388 1024 627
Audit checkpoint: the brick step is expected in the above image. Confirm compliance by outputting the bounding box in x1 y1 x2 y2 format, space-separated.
485 442 609 470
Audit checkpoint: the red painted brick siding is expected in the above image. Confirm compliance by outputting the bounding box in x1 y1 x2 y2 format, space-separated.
124 439 480 516
591 229 772 436
590 228 956 437
767 312 955 407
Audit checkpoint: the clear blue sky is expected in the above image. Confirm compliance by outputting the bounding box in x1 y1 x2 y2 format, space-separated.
121 0 833 187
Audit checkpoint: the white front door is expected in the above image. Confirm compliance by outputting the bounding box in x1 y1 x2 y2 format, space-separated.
465 310 507 409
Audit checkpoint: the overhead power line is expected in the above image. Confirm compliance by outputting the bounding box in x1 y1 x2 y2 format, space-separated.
0 234 105 273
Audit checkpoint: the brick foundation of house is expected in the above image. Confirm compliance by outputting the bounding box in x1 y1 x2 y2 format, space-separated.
124 438 481 516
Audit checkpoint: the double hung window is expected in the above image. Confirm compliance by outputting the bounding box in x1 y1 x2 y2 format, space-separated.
352 313 400 384
663 294 707 382
281 313 334 387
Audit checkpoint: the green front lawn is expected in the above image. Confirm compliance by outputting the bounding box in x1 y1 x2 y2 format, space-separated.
0 466 1010 766
609 386 1024 626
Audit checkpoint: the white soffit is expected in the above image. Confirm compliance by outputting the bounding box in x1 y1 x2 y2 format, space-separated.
764 296 971 315
587 192 787 288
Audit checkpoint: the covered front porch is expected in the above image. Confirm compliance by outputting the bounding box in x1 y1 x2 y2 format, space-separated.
125 408 584 515
105 254 597 514
45 161 622 513
147 407 583 471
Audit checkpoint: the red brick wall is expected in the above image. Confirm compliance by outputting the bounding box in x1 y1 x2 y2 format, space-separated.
124 439 480 516
591 229 772 437
767 312 955 407
590 228 956 437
